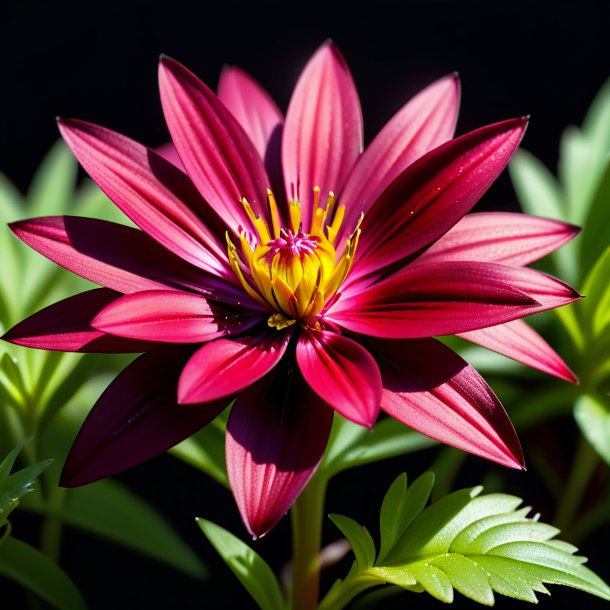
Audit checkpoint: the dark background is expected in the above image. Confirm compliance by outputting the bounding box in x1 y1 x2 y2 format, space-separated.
1 1 609 608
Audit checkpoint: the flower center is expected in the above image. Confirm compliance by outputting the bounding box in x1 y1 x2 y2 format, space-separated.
227 188 362 329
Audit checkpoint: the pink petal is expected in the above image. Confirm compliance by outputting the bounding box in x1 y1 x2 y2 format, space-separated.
415 212 580 267
92 289 262 343
155 142 185 171
338 73 460 244
282 42 363 231
217 66 283 162
349 118 528 282
9 216 239 300
372 337 524 469
2 289 153 353
457 319 578 383
178 329 292 404
61 345 227 487
159 56 270 232
329 261 579 338
226 366 333 538
58 119 229 277
296 329 381 428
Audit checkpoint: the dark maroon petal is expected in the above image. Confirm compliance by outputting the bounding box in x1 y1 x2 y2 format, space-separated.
338 73 460 245
60 345 228 486
282 42 363 231
457 319 578 383
58 119 229 276
226 366 333 538
372 337 524 469
329 261 579 338
159 56 270 232
349 118 528 282
415 212 581 267
92 290 263 343
2 289 153 353
178 329 292 404
296 329 381 427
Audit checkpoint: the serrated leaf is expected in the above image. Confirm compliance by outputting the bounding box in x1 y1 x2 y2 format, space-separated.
0 536 87 610
198 518 285 610
330 514 376 569
367 565 416 587
432 553 495 605
574 394 610 465
405 561 453 602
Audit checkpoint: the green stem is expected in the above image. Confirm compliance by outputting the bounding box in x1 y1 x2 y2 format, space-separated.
39 486 66 563
290 475 327 610
317 573 380 610
554 434 599 532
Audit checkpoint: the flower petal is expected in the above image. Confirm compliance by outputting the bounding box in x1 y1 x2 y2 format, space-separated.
415 212 580 267
282 42 363 230
217 65 283 162
58 119 229 276
457 319 578 383
2 289 153 353
339 73 460 243
350 118 528 281
92 289 262 343
329 261 579 338
296 330 381 427
226 366 333 538
9 216 239 300
159 56 270 232
60 345 227 487
178 329 292 404
372 337 524 469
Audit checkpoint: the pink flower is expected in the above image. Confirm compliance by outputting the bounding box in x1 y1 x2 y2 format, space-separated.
4 43 579 538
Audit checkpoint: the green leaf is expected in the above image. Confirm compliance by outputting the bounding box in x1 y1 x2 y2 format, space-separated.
330 514 376 570
582 78 610 157
0 536 87 610
198 518 285 610
581 244 610 336
574 394 610 465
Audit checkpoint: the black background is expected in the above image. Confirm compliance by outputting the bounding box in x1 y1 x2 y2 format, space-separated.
1 1 609 609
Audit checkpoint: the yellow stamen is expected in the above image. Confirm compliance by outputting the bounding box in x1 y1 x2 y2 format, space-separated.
289 200 302 233
266 188 281 239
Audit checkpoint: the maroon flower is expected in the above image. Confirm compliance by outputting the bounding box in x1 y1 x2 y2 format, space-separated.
4 43 579 538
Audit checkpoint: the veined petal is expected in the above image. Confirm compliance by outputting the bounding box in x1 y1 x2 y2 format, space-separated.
58 119 229 276
296 330 381 428
415 212 580 267
457 319 578 383
159 56 270 232
9 216 236 299
2 289 153 353
329 261 579 338
92 289 262 343
226 366 333 538
218 65 283 162
339 73 460 244
178 329 292 404
282 42 363 230
350 118 528 281
60 345 226 487
372 338 524 469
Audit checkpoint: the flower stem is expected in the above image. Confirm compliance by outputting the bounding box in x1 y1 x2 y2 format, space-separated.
290 475 327 610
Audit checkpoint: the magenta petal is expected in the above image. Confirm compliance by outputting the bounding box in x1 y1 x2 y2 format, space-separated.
92 289 262 343
296 330 381 427
155 142 185 171
60 345 227 487
339 73 460 244
372 338 524 469
282 42 363 230
178 329 292 404
159 56 270 231
58 119 229 276
3 289 153 353
329 261 579 338
416 212 580 267
350 118 528 281
217 66 283 162
457 319 578 383
226 367 333 538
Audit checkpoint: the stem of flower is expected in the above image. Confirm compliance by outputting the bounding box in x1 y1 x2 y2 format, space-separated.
290 475 327 610
39 485 66 564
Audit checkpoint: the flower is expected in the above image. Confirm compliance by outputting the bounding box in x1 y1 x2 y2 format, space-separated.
3 42 579 538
